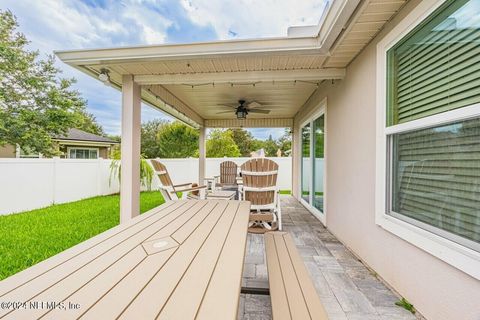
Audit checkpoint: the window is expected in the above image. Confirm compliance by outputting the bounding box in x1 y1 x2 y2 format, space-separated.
389 118 480 249
68 148 99 159
384 0 480 252
386 0 480 126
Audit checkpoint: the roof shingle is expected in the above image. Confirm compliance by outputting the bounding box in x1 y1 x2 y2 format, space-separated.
53 128 118 144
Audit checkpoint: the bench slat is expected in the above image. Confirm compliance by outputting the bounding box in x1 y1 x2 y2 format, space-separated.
283 233 329 319
265 233 292 320
265 232 329 320
275 233 311 320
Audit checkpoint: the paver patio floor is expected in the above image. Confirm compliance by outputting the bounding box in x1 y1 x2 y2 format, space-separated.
238 195 418 320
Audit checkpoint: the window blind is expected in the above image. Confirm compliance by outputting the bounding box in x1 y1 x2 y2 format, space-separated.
387 0 480 125
392 118 480 244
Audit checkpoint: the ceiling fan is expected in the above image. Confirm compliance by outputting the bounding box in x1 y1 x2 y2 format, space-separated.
216 100 271 119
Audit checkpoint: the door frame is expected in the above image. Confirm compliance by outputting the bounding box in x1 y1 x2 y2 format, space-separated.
298 100 327 225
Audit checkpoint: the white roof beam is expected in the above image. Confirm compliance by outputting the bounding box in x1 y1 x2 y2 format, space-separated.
143 85 204 127
55 37 322 65
134 68 345 86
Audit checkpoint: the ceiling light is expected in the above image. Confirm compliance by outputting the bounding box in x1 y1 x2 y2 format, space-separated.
236 108 248 120
98 68 110 83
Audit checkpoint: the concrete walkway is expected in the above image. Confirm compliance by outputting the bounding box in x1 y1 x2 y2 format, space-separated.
238 195 417 320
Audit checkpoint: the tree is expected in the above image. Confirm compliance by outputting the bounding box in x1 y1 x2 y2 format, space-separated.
141 119 167 158
76 110 105 136
157 121 198 158
0 10 86 157
278 128 292 156
206 129 241 157
108 134 121 159
263 134 279 157
227 128 255 156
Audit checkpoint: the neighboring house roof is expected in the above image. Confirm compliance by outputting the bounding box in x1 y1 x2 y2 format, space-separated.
53 128 118 145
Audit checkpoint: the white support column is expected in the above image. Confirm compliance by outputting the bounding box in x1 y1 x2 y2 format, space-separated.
120 75 141 223
291 125 299 199
198 126 206 185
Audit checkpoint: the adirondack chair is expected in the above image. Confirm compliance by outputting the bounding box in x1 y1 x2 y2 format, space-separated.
240 158 282 232
151 159 207 201
213 161 238 190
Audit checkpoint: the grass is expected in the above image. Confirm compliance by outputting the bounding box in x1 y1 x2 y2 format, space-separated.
0 191 164 281
395 298 415 314
279 190 291 194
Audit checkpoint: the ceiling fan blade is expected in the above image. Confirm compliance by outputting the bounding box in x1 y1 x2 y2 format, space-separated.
248 109 270 114
216 104 237 108
216 110 234 114
247 101 263 109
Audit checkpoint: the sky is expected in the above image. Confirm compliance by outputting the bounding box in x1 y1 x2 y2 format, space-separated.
2 0 325 140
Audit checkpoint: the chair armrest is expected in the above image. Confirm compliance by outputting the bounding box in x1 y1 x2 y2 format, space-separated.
173 183 192 188
172 185 207 193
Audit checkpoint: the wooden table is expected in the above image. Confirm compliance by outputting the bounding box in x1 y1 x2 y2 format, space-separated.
0 200 250 320
207 190 236 200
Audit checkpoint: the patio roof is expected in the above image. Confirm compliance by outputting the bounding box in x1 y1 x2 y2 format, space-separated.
56 0 407 128
54 0 408 220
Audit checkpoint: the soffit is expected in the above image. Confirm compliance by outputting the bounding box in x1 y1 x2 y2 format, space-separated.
157 80 319 120
87 54 328 76
85 56 329 123
324 0 408 68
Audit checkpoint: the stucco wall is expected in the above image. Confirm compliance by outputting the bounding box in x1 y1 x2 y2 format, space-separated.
293 1 480 319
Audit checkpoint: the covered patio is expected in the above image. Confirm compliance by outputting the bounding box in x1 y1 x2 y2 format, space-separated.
54 0 406 223
49 0 430 318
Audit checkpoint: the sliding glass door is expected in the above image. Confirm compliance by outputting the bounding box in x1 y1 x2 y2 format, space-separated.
300 111 325 218
313 115 325 212
301 124 311 203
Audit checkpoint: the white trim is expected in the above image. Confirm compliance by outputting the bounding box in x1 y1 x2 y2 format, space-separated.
384 103 480 135
56 140 116 147
375 0 480 280
298 98 327 226
67 147 100 159
56 37 324 65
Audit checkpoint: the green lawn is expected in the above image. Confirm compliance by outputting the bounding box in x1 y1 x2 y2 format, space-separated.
0 191 164 281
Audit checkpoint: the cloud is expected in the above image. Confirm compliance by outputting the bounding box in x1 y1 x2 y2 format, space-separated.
180 0 326 39
3 0 176 135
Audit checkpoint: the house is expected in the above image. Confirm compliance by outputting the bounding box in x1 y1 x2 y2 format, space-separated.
0 128 118 159
53 128 118 159
55 0 480 319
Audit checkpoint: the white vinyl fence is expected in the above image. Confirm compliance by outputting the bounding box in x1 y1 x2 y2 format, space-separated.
0 157 292 215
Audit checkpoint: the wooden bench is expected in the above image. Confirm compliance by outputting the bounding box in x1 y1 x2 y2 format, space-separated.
265 231 329 320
